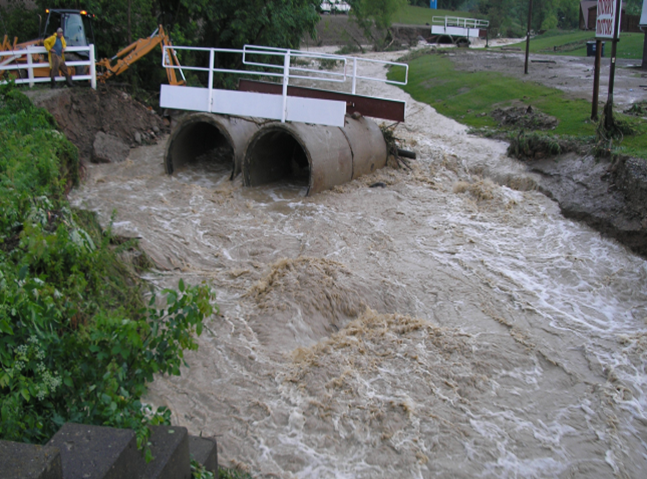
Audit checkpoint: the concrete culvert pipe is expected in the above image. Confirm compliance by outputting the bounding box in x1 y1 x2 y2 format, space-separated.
243 115 387 196
165 113 259 178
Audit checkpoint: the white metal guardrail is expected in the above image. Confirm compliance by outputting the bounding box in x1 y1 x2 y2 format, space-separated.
0 45 97 89
241 45 409 95
430 17 489 40
160 45 408 127
432 16 490 29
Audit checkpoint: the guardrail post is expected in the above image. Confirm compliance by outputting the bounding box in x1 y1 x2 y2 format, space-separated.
208 49 215 113
26 47 34 88
281 50 290 123
90 44 96 89
351 58 357 95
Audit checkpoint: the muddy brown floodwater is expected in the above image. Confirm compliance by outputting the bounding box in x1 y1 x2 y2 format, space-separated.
70 47 647 478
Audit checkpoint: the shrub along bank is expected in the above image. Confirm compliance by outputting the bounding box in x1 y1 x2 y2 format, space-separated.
0 82 215 459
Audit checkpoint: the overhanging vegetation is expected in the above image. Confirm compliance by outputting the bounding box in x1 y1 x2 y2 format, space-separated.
0 83 215 458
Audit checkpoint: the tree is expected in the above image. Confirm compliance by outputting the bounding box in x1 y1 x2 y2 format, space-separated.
26 0 319 90
0 0 42 43
346 0 408 50
157 0 319 51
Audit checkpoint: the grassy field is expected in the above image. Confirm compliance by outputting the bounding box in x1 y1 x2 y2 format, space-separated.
393 5 485 25
388 50 647 158
504 29 646 60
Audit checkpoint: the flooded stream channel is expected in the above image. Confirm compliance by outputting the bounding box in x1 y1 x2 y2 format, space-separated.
70 52 647 478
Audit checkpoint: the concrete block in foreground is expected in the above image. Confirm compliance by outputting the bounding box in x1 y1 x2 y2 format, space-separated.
46 423 146 479
0 440 63 479
189 435 218 478
142 425 190 479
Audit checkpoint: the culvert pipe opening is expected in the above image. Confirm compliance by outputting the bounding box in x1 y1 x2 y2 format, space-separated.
166 121 233 175
165 113 260 178
244 129 311 191
243 117 386 196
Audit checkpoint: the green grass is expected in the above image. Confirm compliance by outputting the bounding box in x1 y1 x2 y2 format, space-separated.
503 29 646 60
390 52 596 136
388 51 647 158
393 6 485 25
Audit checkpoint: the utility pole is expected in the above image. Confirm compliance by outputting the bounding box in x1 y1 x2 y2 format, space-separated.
592 39 602 120
524 0 533 74
640 0 647 69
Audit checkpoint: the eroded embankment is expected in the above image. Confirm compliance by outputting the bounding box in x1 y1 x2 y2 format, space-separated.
25 86 167 163
524 153 647 257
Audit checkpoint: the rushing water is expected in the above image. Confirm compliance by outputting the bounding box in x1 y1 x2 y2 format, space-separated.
70 51 647 478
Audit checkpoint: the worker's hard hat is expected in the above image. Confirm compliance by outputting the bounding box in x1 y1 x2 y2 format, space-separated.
56 28 63 33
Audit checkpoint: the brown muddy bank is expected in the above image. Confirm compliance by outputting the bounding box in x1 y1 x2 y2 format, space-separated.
522 153 647 257
24 86 168 162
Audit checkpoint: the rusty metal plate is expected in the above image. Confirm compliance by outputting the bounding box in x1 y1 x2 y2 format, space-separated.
238 79 406 123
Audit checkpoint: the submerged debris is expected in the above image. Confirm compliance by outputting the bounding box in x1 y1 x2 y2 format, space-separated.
381 124 414 170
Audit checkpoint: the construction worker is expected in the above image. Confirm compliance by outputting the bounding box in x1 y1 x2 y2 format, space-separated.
44 28 74 89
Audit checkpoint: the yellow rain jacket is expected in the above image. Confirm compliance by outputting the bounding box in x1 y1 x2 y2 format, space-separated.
43 33 66 67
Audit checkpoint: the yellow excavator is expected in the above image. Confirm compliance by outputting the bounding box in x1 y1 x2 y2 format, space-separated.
95 25 185 85
1 8 185 85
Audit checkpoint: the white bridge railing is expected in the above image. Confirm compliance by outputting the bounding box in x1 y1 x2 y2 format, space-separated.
241 45 408 95
160 45 408 127
432 16 490 29
0 45 97 89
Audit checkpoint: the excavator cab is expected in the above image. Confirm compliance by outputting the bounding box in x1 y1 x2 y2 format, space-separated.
40 9 95 59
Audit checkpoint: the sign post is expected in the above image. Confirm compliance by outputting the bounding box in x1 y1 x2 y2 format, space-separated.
591 38 602 120
595 0 622 128
640 0 647 70
524 0 533 74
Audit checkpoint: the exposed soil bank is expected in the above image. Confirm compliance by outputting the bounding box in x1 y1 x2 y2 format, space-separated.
24 86 168 163
524 153 647 257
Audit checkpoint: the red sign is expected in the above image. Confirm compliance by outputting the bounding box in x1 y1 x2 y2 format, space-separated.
596 0 621 39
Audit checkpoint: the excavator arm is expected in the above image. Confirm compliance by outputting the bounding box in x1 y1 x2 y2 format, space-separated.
95 25 185 85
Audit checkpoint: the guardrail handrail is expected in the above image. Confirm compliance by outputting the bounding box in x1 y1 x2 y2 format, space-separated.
242 44 409 95
431 16 489 29
0 44 96 89
162 45 408 122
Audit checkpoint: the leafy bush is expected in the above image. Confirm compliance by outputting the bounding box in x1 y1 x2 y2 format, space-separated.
0 83 216 456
